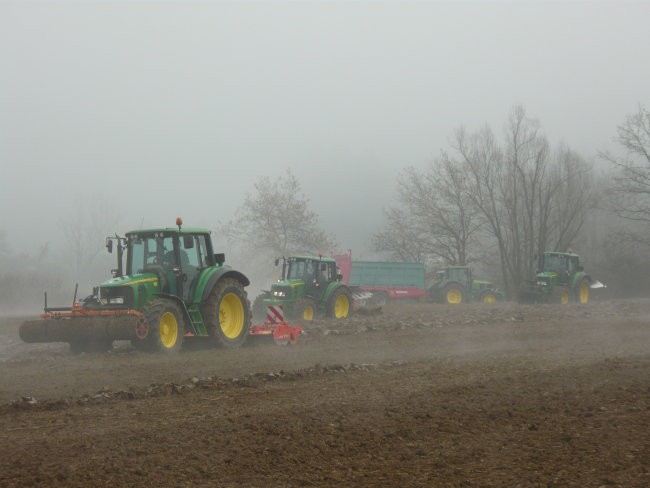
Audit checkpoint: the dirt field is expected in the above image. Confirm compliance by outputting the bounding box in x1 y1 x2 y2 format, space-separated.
1 300 649 487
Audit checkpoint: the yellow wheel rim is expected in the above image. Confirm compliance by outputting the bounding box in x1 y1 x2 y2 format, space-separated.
303 305 314 321
219 293 245 339
447 289 462 304
159 311 179 348
579 283 589 304
560 292 569 304
483 293 496 304
334 294 350 318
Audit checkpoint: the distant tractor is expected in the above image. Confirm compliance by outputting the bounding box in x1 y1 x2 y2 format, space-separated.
518 251 604 304
20 219 252 353
429 266 504 304
254 255 379 322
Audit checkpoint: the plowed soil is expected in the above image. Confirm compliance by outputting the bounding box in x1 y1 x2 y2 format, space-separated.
1 300 649 487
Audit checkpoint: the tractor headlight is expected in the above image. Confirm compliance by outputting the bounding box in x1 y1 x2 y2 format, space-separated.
536 281 548 286
109 297 125 304
273 291 286 297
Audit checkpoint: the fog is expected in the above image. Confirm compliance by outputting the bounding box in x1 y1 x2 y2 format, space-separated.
1 1 649 305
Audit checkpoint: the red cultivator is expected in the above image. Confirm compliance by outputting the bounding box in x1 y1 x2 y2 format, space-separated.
249 305 302 345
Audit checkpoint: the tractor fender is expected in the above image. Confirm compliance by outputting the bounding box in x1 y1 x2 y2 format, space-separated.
570 271 591 291
322 282 349 309
199 268 251 305
153 292 195 333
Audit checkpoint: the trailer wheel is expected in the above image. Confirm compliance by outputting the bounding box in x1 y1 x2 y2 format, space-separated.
294 297 317 321
205 278 251 348
328 287 352 319
138 298 184 352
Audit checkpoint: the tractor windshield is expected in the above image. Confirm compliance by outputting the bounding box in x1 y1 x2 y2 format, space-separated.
128 236 175 274
286 259 315 280
541 254 567 274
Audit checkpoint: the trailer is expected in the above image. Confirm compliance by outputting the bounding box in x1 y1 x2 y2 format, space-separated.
332 250 427 301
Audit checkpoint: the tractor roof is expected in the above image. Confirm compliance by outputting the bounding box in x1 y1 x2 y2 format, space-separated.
544 251 579 258
443 265 470 270
125 227 211 236
290 255 336 263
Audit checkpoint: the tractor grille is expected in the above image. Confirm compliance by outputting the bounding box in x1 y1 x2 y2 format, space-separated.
99 286 134 308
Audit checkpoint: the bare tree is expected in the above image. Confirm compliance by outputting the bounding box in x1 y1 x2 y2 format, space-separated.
455 105 596 295
221 168 336 259
602 104 650 239
374 156 483 265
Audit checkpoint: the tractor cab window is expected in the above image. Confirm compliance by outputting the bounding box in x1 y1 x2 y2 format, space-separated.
180 234 202 303
287 259 310 280
319 262 333 282
448 268 468 285
542 254 567 274
129 236 175 274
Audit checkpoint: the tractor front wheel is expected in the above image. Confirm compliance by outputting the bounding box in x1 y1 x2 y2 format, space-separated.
205 278 251 348
480 290 498 304
137 298 184 352
328 287 352 319
293 297 317 321
443 284 466 305
553 287 570 305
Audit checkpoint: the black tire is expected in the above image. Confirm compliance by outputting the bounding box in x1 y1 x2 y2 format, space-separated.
135 298 184 352
327 286 352 319
292 297 317 321
252 291 271 323
442 283 466 305
205 278 251 348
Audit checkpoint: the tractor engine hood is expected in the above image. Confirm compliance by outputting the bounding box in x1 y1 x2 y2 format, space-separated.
270 279 304 298
95 273 161 307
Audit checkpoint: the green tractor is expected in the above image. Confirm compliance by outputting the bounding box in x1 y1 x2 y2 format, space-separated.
428 266 504 305
20 219 251 353
253 255 378 322
518 251 603 304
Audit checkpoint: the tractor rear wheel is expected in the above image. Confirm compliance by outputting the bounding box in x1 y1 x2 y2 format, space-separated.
293 297 317 321
137 298 184 352
443 284 466 305
205 278 251 348
328 287 352 319
575 278 590 304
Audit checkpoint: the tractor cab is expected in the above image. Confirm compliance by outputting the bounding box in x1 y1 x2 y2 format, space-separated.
537 252 581 286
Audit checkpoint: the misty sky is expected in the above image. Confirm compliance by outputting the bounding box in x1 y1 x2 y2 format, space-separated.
1 1 649 259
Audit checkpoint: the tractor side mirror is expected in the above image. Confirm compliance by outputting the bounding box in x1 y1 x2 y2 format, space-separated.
337 273 343 281
274 258 280 266
214 253 225 266
183 235 194 249
577 265 584 272
106 238 113 253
